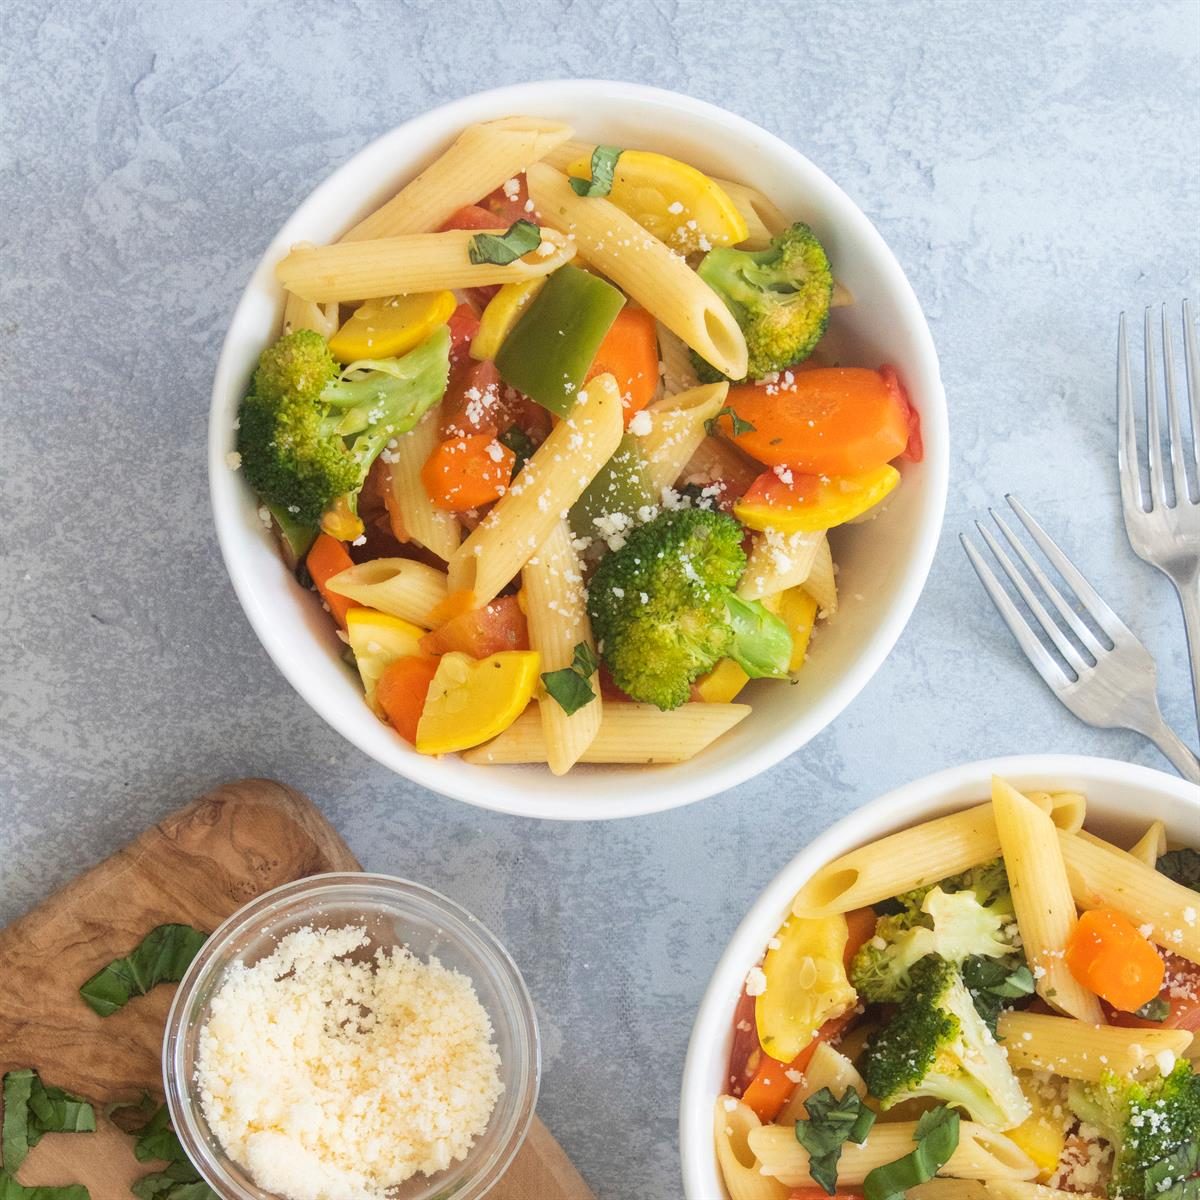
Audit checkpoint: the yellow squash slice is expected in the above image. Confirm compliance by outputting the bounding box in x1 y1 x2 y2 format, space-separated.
345 608 425 714
329 290 455 362
416 650 540 755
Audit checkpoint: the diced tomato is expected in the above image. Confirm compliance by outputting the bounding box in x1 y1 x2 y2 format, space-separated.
741 469 821 511
479 175 533 225
441 359 508 437
881 365 923 463
447 302 480 367
419 594 530 658
1106 952 1200 1031
727 988 761 1098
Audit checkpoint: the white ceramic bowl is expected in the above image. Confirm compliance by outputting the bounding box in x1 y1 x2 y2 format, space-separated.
209 80 948 820
678 754 1200 1198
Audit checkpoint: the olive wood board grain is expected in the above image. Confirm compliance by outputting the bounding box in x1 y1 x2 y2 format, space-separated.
0 778 594 1200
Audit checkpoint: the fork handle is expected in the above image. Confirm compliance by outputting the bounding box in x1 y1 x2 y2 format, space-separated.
1173 570 1200 744
1139 712 1200 785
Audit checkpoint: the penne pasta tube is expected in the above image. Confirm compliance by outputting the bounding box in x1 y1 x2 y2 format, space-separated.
656 322 700 397
448 374 624 605
712 177 789 249
992 778 1103 1023
748 1120 1036 1187
792 793 1082 917
738 530 823 602
1023 790 1087 834
908 1183 992 1200
713 1099 790 1200
462 702 750 766
281 291 338 338
523 521 602 775
803 535 838 615
985 1183 1102 1200
275 227 575 304
996 1011 1194 1081
683 434 763 495
639 383 728 498
324 558 448 628
526 163 749 380
384 410 462 562
343 118 573 241
1058 829 1200 963
777 1041 865 1126
1127 819 1167 867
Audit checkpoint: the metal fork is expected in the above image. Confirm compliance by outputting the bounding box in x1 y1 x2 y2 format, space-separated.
1118 300 1200 738
962 495 1200 783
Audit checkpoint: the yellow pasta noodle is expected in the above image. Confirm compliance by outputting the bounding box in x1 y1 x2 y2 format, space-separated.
657 322 700 397
526 163 749 380
984 1184 1102 1200
275 227 575 304
1127 819 1167 867
777 1042 865 1125
281 291 338 338
462 702 750 766
343 117 573 241
992 778 1102 1023
639 383 728 499
738 530 824 602
803 535 838 616
448 374 624 606
324 558 448 628
1024 790 1087 834
996 1011 1193 1081
713 1099 790 1200
1058 828 1200 962
522 520 602 775
384 410 462 563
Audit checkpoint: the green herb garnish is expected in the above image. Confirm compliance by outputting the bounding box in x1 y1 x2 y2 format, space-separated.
1133 995 1171 1022
467 219 542 266
2 1069 95 1174
0 1176 90 1199
1156 847 1200 889
569 146 622 197
706 406 755 437
499 425 536 478
79 925 207 1017
794 1086 876 1195
541 642 599 715
863 1106 960 1200
121 1104 218 1200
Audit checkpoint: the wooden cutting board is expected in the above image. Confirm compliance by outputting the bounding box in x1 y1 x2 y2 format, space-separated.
0 779 594 1200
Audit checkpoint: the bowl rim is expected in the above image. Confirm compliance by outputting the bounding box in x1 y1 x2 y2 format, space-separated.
208 78 949 820
163 870 540 1200
677 753 1200 1199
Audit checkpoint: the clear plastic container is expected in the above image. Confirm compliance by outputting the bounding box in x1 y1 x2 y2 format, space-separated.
163 873 540 1200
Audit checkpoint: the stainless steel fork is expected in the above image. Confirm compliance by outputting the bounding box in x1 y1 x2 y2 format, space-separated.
962 495 1200 783
1118 300 1200 738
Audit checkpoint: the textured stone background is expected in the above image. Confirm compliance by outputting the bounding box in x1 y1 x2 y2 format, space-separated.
2 1 1198 1196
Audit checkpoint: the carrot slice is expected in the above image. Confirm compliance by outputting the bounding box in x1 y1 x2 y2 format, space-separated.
306 533 357 628
421 431 516 512
1066 907 1165 1011
741 1010 856 1122
375 655 440 743
585 306 660 424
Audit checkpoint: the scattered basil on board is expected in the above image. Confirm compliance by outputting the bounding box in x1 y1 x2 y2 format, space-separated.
793 1086 876 1195
541 642 599 716
569 145 622 197
2 1069 95 1175
0 1177 90 1199
79 924 207 1017
862 1105 960 1200
467 220 542 266
119 1103 218 1200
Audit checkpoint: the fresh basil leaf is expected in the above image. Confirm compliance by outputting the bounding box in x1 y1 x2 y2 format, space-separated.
1156 847 1200 890
541 641 599 715
962 955 1034 1033
569 145 621 197
2 1070 94 1174
571 642 599 677
79 925 207 1017
1134 995 1171 1022
467 219 542 266
133 1106 185 1164
705 405 755 437
0 1175 90 1200
131 1173 215 1200
795 1087 876 1195
105 1092 157 1135
499 425 535 477
863 1106 959 1200
725 594 791 679
1142 1134 1200 1199
124 1106 218 1200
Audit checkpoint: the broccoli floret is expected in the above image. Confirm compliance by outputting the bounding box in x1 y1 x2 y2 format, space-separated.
1068 1060 1200 1199
237 326 450 537
693 222 833 382
586 509 748 710
851 861 1021 1004
862 955 1031 1131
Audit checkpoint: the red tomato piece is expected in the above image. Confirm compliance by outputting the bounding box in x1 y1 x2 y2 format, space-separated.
441 359 508 437
447 302 480 366
418 594 530 658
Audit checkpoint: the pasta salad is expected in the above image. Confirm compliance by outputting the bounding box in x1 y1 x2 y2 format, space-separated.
233 117 921 774
714 778 1200 1200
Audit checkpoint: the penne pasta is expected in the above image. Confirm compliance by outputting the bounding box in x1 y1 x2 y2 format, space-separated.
1127 819 1167 867
384 410 462 563
712 177 789 249
908 1184 992 1200
738 530 823 602
639 383 728 499
713 1099 790 1200
342 117 573 241
983 1184 1103 1200
996 1011 1194 1081
281 290 338 338
324 558 448 628
683 434 763 495
803 535 838 616
462 701 750 766
275 227 575 304
992 778 1103 1023
1058 828 1200 963
748 1120 1037 1187
526 163 749 380
1023 790 1087 834
657 322 700 396
448 374 624 605
777 1042 865 1126
522 520 602 775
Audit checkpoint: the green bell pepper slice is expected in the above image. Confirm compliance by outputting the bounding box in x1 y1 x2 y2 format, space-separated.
495 264 625 417
569 431 655 542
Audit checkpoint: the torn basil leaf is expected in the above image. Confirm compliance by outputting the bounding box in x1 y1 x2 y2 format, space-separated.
499 425 536 478
79 925 207 1017
569 145 622 197
2 1069 95 1174
467 219 542 266
0 1176 90 1200
794 1086 876 1195
863 1106 959 1200
104 1092 158 1135
124 1105 217 1200
706 405 755 437
133 1106 185 1164
1133 995 1170 1022
541 642 599 716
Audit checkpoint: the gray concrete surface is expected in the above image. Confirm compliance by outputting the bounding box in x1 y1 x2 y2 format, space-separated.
2 2 1198 1196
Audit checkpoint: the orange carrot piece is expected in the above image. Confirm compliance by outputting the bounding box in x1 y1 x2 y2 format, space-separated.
741 1010 856 1122
421 430 515 512
306 533 357 628
1066 908 1165 1012
585 306 660 425
842 907 878 971
376 656 440 743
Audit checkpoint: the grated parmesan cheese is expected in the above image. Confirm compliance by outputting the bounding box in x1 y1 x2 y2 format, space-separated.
196 925 503 1200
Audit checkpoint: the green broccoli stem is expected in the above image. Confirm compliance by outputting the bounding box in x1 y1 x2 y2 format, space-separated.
724 594 791 678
